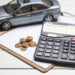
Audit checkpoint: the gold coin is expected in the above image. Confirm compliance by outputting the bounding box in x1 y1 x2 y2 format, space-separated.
15 43 21 48
22 42 29 48
26 36 33 42
20 47 27 51
29 41 37 47
20 38 26 43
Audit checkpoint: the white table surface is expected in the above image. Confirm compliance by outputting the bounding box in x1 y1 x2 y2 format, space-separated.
0 0 75 74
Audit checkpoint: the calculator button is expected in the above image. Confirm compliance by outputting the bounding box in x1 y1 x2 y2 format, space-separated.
52 54 58 58
47 42 54 45
37 52 43 56
45 49 52 53
39 45 45 48
64 40 70 44
54 43 61 46
46 45 53 49
71 38 75 41
53 50 59 54
63 47 69 50
62 50 68 53
38 48 44 52
48 38 54 42
40 41 46 44
64 43 69 47
44 53 51 57
54 46 60 50
71 41 75 44
71 44 75 47
41 37 47 41
55 39 61 43
69 54 75 60
70 51 75 54
70 47 75 51
61 53 68 59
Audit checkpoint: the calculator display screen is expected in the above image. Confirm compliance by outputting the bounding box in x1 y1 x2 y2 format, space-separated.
43 22 75 35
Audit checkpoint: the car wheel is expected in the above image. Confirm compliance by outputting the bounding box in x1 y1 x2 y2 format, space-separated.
44 15 53 22
1 22 12 30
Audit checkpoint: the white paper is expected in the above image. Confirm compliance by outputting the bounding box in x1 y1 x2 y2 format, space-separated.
0 24 51 69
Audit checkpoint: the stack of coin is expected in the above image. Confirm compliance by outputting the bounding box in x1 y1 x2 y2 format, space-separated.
26 36 33 42
15 36 37 51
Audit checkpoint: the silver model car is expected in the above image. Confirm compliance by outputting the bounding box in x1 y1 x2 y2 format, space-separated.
0 0 61 30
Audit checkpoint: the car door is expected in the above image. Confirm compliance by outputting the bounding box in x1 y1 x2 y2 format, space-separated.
11 5 31 26
30 4 48 23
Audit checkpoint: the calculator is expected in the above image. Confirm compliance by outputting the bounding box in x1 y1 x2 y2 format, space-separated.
34 22 75 65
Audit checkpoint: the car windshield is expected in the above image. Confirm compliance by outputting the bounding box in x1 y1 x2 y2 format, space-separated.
4 0 20 14
42 0 53 6
4 4 15 14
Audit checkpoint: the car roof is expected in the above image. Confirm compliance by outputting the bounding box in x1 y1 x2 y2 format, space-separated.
18 0 43 4
30 0 42 3
17 0 45 7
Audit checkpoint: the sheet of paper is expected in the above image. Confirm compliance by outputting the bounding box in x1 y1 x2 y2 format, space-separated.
0 24 52 69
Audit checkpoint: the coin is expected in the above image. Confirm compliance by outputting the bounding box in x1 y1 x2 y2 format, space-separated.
15 36 36 51
20 47 27 51
26 36 33 42
22 42 29 48
15 43 21 48
29 41 37 47
20 38 26 43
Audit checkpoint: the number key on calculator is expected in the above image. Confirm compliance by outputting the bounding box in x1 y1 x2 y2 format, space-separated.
34 35 75 65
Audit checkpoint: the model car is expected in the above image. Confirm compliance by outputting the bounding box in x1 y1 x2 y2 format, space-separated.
0 0 61 30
